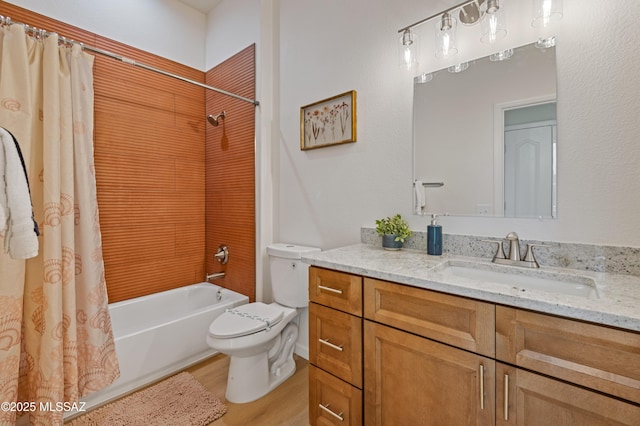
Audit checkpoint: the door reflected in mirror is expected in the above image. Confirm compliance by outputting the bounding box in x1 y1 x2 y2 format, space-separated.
413 42 557 218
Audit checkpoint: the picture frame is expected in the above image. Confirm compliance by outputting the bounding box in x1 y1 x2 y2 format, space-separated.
300 90 357 150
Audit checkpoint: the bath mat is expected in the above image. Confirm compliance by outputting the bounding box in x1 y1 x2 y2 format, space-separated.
67 372 227 426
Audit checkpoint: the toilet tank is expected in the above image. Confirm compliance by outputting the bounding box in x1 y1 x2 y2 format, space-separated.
267 243 321 308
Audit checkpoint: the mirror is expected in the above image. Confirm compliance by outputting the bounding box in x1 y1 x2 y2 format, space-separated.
413 42 557 218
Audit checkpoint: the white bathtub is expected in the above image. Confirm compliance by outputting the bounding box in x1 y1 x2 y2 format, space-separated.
79 283 249 411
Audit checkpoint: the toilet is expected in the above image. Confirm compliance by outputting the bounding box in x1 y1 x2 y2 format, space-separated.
207 243 321 403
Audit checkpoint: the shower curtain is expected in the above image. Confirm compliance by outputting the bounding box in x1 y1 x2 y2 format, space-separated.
0 24 119 425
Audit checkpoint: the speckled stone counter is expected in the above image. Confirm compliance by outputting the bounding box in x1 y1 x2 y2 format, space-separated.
302 243 640 333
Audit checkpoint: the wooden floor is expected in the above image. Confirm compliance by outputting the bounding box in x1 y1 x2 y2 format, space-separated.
187 354 310 426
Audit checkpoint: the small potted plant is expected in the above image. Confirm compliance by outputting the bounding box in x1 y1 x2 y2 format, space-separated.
375 214 412 250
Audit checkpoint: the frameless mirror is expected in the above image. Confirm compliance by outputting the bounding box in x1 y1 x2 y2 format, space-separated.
413 42 557 218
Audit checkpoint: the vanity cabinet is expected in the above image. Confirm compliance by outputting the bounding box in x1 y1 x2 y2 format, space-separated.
308 267 640 425
309 267 363 425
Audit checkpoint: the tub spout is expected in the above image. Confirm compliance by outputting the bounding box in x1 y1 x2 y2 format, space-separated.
206 272 225 281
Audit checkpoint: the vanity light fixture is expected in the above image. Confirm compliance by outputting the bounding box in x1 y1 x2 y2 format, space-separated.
448 62 469 73
414 72 434 84
435 12 458 58
535 35 556 49
398 0 562 68
532 0 563 28
480 0 507 44
489 48 513 61
399 29 419 70
459 0 485 25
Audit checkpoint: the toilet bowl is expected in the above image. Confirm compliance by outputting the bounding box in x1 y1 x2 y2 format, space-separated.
207 243 321 403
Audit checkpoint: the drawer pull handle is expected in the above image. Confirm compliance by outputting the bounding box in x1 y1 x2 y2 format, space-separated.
319 338 344 351
319 403 344 422
318 285 343 294
504 373 509 421
479 364 485 410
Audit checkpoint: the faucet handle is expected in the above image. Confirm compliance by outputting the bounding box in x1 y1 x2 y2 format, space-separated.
481 239 506 260
522 243 549 267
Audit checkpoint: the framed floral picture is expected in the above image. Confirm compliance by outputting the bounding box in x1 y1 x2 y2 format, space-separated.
300 90 356 150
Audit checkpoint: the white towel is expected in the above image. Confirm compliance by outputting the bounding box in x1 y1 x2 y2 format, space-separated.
414 180 425 215
0 127 39 259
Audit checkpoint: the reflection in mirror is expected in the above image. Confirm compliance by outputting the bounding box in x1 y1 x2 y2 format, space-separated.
413 42 557 218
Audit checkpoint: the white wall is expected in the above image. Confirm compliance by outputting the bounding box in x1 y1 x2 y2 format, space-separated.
277 0 640 248
204 0 260 70
5 0 206 70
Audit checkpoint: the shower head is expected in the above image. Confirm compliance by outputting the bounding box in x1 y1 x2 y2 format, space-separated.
207 111 226 126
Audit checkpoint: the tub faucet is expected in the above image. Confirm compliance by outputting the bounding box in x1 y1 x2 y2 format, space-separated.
206 272 225 281
483 232 548 268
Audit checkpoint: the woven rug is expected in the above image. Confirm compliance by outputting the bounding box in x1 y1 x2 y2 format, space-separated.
67 372 227 426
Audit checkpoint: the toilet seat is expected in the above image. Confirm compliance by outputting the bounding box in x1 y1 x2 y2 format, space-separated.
209 302 284 338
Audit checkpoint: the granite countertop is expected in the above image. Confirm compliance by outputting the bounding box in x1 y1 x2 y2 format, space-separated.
301 243 640 333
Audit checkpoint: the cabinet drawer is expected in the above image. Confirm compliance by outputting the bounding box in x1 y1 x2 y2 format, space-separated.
496 306 640 405
309 302 363 387
364 278 495 357
309 365 363 426
309 267 363 315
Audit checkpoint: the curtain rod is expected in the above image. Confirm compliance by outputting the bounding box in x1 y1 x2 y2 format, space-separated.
0 15 260 107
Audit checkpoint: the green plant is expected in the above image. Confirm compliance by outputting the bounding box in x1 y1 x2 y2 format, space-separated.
375 214 412 243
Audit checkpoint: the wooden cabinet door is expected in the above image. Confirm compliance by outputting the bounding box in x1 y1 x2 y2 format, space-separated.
496 363 640 425
309 365 363 426
364 320 495 426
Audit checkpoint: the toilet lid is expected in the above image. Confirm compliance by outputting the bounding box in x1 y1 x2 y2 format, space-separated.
209 302 284 338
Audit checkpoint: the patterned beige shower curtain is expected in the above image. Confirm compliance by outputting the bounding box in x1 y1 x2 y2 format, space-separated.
0 25 119 425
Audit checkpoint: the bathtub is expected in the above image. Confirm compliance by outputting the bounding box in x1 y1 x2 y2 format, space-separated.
79 283 249 411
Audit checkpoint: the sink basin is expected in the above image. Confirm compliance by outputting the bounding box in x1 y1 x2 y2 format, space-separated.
437 261 598 299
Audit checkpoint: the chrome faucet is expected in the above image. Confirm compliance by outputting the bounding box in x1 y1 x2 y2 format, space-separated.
206 272 226 281
505 232 521 261
483 232 547 268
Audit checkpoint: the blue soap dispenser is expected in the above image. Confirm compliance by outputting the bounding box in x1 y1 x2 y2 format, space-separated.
427 214 442 255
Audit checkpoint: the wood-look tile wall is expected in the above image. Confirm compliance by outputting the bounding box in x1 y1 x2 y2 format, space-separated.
94 38 207 303
205 45 256 301
0 4 232 303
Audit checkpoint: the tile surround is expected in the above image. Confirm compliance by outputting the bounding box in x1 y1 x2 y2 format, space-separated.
362 227 640 278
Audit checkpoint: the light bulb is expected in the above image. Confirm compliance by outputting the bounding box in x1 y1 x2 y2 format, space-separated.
532 0 563 28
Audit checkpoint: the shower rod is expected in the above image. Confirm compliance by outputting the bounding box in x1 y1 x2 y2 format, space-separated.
0 15 260 107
